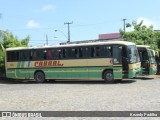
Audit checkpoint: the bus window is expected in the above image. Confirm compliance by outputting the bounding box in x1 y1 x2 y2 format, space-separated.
58 49 63 59
47 49 52 59
128 45 140 63
43 49 47 60
83 47 90 58
32 50 37 60
29 50 33 60
78 47 89 58
20 50 29 61
62 49 67 58
66 48 78 58
91 47 95 57
79 48 83 58
100 46 112 57
75 48 78 58
7 51 19 62
32 49 46 60
91 46 101 57
96 47 100 57
113 45 122 64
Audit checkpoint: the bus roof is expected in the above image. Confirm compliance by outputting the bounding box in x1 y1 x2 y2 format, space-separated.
136 45 150 48
6 41 136 51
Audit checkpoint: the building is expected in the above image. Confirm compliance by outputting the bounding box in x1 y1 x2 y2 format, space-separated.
60 33 122 45
99 33 121 40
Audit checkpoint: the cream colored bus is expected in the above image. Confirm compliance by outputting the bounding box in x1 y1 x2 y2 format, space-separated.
137 45 157 75
5 41 141 83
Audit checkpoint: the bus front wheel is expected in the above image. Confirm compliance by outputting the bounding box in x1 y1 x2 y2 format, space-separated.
34 71 45 83
103 71 114 83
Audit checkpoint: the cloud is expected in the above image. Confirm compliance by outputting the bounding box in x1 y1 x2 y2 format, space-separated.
126 27 133 32
34 4 56 13
137 17 160 29
27 20 41 29
137 17 154 27
126 17 160 32
41 4 54 12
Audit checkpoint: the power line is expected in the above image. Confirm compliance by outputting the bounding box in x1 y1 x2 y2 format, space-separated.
3 19 130 32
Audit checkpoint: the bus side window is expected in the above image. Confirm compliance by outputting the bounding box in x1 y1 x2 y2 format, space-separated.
67 48 78 58
62 49 67 58
20 50 29 61
75 48 78 58
77 47 89 58
7 51 11 61
43 49 47 60
83 47 89 58
113 45 122 64
7 52 10 61
9 51 19 61
58 49 63 59
53 49 60 59
79 48 83 58
47 49 52 59
91 47 95 57
96 47 100 57
100 46 112 57
34 49 45 60
90 46 100 57
107 46 112 57
32 50 42 60
29 50 33 60
33 50 37 60
7 51 16 62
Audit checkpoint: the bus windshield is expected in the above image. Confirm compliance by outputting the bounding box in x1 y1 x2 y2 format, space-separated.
128 45 140 64
148 49 156 64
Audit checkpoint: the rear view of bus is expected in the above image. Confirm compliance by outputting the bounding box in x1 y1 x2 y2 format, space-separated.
137 45 157 75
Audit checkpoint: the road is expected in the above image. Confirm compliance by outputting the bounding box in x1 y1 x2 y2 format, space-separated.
0 77 160 119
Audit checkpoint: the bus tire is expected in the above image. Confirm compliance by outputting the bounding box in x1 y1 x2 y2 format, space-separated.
103 70 114 83
34 71 45 83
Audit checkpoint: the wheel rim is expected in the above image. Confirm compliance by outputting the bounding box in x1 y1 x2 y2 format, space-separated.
105 73 113 81
37 74 42 81
36 72 43 81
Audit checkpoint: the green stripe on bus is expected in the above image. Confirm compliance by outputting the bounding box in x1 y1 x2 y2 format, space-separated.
7 66 123 80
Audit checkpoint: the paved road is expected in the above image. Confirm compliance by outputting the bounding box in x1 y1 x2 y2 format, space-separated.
0 77 160 119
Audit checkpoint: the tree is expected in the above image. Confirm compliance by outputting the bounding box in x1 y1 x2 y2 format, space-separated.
120 20 159 51
0 30 30 76
155 31 160 49
0 30 29 48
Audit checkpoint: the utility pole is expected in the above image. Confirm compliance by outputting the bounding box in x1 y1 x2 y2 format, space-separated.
122 19 126 33
64 21 73 43
46 34 48 45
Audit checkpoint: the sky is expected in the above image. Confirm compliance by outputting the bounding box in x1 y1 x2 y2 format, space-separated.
0 0 160 46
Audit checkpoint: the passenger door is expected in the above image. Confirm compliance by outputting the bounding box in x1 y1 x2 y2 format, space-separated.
112 45 123 79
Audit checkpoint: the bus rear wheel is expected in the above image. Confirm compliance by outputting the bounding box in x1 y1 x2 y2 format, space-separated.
103 71 114 83
34 71 45 83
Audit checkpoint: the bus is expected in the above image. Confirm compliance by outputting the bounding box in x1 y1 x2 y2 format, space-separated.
155 51 160 74
5 41 141 83
137 45 157 75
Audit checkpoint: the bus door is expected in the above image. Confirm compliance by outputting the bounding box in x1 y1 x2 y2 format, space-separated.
121 46 129 75
112 45 123 79
139 50 149 74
